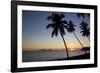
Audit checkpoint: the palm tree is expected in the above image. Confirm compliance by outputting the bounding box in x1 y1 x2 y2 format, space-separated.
46 13 69 58
66 20 86 53
76 13 90 54
80 21 90 41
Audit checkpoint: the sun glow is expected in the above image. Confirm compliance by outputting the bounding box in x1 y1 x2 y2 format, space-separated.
23 42 82 51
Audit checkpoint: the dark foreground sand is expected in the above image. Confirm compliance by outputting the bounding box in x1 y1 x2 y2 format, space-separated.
56 53 90 61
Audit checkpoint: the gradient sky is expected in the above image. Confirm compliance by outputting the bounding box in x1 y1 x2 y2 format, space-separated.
22 10 90 51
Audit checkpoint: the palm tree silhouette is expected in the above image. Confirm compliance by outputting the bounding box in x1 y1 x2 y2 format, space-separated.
76 13 90 54
46 13 69 58
80 21 90 41
66 20 85 51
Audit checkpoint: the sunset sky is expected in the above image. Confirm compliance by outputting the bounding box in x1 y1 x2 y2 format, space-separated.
22 10 90 51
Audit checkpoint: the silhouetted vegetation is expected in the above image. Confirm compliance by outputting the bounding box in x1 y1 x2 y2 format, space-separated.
46 12 90 59
76 13 90 54
80 21 90 41
66 20 85 52
76 13 90 41
46 13 69 58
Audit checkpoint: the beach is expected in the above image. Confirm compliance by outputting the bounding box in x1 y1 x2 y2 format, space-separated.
22 50 90 62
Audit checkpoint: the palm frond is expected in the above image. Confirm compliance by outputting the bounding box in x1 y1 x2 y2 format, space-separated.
46 23 55 29
60 13 65 18
61 20 68 24
59 26 65 35
66 20 76 33
47 16 53 20
51 29 55 37
80 21 90 37
51 28 58 37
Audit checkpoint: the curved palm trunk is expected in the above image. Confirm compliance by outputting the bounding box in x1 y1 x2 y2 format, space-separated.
73 32 87 54
60 33 69 58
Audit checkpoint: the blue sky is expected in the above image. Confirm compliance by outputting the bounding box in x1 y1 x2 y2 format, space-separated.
22 10 90 51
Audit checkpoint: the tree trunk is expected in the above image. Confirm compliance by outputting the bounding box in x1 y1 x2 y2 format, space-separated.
73 32 84 48
73 32 86 54
60 33 69 58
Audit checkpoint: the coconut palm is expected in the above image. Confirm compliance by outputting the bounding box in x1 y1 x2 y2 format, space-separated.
80 21 90 41
46 13 69 58
66 21 86 53
76 13 90 54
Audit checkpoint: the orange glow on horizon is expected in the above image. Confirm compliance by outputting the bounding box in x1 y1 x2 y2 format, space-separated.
23 39 90 51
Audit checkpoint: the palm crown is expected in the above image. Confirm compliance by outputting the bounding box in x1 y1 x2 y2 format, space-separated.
80 21 90 37
67 20 76 33
46 13 68 37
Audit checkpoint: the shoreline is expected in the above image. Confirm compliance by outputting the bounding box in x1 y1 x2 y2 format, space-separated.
23 53 90 62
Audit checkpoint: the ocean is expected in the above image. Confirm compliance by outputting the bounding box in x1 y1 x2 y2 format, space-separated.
22 50 89 62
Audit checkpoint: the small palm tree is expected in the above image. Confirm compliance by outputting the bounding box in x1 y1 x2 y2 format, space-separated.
66 21 85 52
46 13 69 58
67 20 87 54
80 21 90 41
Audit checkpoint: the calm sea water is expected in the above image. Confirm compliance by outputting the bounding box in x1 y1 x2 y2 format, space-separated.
22 50 89 62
